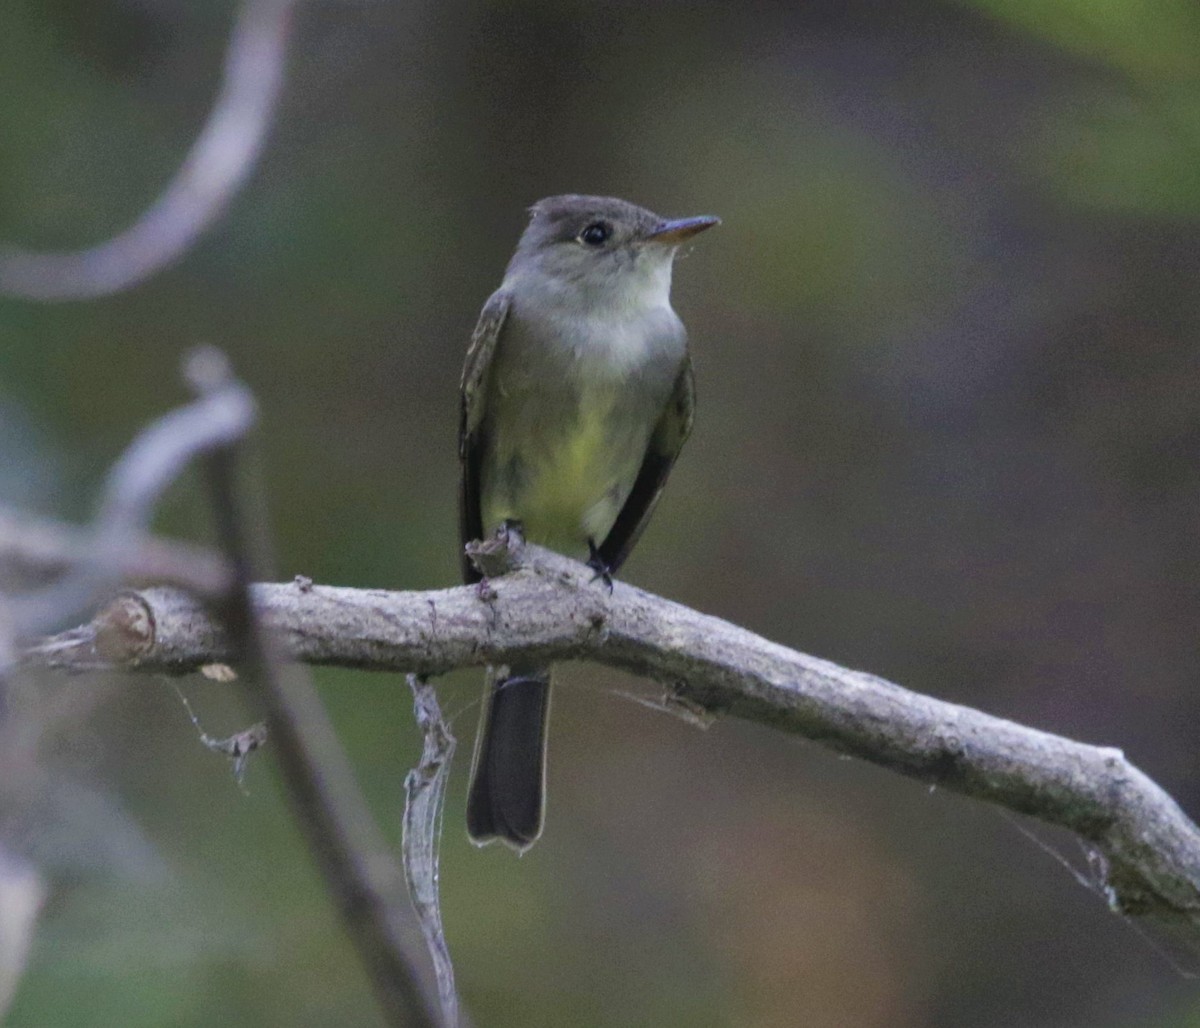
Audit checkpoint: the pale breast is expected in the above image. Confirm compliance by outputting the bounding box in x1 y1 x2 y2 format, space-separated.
479 301 686 554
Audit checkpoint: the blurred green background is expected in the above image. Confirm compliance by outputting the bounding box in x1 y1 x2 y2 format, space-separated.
3 0 1200 1024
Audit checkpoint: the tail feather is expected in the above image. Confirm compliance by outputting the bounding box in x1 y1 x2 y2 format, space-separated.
466 668 551 851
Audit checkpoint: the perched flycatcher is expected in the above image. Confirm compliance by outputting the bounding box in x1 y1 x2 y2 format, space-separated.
459 194 719 850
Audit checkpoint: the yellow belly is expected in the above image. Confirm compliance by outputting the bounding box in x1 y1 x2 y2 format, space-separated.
482 398 643 554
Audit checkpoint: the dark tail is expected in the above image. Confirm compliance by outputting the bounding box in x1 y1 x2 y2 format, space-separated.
466 668 551 851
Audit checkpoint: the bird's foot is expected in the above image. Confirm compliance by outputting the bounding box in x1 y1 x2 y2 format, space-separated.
586 539 614 594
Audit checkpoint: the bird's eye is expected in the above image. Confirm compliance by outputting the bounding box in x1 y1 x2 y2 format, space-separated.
579 221 611 246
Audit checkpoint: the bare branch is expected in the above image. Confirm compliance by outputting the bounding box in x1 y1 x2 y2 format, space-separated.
5 350 445 1024
0 0 295 301
9 353 252 636
0 508 231 598
403 675 458 1028
0 849 45 1020
187 359 444 1028
26 537 1200 927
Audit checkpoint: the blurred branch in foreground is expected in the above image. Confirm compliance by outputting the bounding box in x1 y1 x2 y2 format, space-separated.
0 507 231 599
186 351 446 1028
0 0 296 301
19 533 1200 930
3 352 446 1027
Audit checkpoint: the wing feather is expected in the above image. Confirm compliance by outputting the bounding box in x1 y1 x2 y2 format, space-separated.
596 355 695 575
459 289 511 582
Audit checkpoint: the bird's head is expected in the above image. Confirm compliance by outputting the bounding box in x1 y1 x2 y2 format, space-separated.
507 195 719 309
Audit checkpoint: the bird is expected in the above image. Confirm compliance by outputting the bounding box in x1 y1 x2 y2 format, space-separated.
459 194 719 850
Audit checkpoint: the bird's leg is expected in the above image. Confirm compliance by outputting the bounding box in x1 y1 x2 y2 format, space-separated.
586 538 614 594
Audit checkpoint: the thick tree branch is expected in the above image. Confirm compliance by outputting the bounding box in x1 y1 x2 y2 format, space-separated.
23 535 1200 926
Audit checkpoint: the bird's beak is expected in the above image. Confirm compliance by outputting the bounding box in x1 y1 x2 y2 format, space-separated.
644 215 721 245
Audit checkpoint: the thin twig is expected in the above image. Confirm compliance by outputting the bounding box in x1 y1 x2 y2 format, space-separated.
25 535 1200 928
0 0 296 301
188 355 442 1027
0 848 46 1020
0 507 231 598
403 675 458 1027
9 354 251 636
0 611 14 734
168 680 267 790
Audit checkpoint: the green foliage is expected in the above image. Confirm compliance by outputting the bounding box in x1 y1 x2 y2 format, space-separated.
961 0 1200 79
961 0 1200 216
1034 87 1200 215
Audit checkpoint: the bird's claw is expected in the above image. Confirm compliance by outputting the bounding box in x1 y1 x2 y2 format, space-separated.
586 539 614 594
